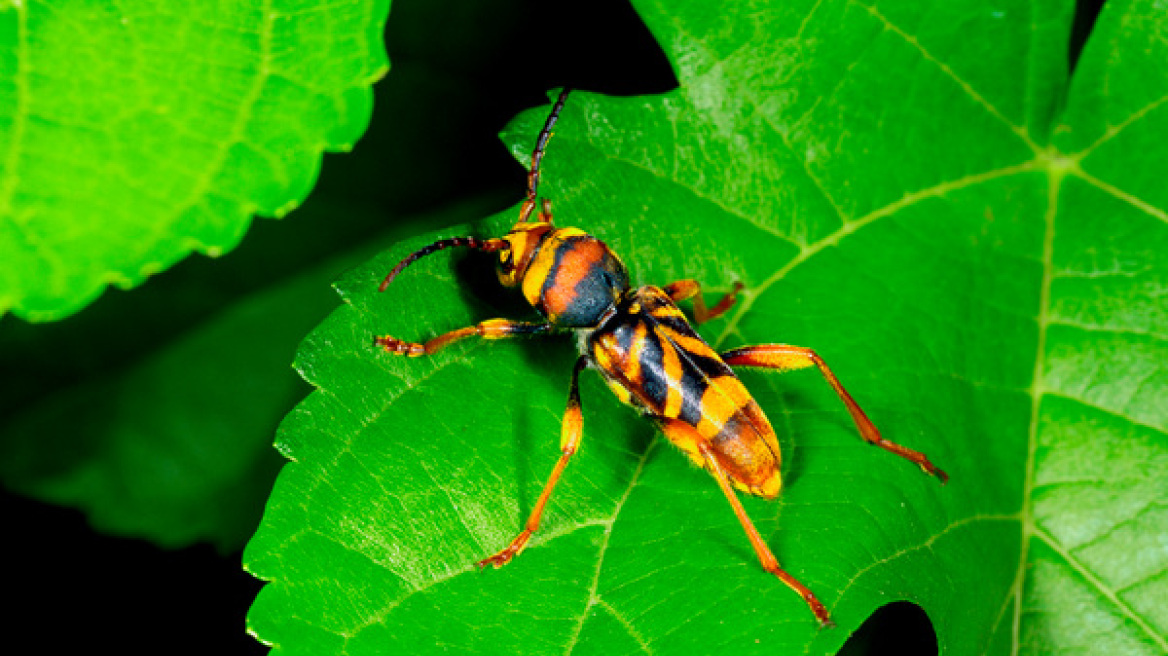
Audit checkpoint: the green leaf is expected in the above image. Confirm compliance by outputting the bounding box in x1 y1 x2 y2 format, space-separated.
246 1 1168 654
0 0 389 321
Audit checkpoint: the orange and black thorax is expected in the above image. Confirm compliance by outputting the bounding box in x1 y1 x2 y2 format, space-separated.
512 227 631 328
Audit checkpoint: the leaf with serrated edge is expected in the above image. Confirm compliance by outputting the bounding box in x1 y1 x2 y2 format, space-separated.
246 1 1168 654
0 0 390 321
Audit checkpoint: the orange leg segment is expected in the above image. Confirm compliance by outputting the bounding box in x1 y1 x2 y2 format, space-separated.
663 280 745 324
720 345 948 483
477 356 588 568
698 441 833 627
375 319 553 357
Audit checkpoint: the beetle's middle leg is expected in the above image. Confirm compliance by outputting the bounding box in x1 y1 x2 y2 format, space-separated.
477 355 588 568
720 345 948 483
375 319 553 357
662 280 744 324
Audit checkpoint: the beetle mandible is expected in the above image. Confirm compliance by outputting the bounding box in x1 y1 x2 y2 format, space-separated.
374 89 948 626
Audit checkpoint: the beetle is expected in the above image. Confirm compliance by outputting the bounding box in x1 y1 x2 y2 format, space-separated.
374 89 947 626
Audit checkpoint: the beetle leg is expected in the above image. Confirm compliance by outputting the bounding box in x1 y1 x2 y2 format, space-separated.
696 440 833 627
477 356 588 568
538 198 554 224
662 280 744 324
375 320 553 357
720 345 948 483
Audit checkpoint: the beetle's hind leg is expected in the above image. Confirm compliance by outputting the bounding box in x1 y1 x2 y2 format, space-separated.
720 345 948 483
375 319 553 356
477 356 588 568
662 280 744 324
693 439 833 627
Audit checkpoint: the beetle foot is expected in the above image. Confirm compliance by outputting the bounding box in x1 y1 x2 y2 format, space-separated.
475 549 518 569
475 530 532 569
374 335 425 356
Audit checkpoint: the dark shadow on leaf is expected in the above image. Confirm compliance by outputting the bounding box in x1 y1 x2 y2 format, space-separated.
512 401 533 525
450 232 532 320
737 375 822 492
838 601 938 656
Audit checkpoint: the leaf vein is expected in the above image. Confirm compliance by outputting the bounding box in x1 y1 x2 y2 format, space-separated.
1037 391 1168 437
832 513 1019 620
563 437 660 655
1074 93 1168 159
1032 526 1168 650
595 598 654 655
712 160 1039 349
1011 163 1063 655
856 1 1040 153
169 0 277 236
1074 169 1168 226
575 137 803 249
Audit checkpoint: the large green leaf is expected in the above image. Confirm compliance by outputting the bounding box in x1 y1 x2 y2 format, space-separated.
246 1 1168 654
0 0 389 321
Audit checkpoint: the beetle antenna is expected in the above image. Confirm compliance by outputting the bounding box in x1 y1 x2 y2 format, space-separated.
379 237 504 292
520 87 572 222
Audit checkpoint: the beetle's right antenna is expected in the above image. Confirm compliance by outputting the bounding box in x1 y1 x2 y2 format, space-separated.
378 236 504 292
519 88 572 223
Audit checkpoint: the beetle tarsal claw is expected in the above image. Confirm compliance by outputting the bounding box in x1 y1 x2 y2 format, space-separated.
374 335 424 357
475 550 515 569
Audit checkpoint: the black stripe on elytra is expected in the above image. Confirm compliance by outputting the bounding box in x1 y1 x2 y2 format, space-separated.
636 324 668 411
624 313 710 425
676 360 710 426
637 288 738 426
613 313 640 355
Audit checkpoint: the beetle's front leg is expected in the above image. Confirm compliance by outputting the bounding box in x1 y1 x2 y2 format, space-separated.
477 356 588 568
375 319 553 357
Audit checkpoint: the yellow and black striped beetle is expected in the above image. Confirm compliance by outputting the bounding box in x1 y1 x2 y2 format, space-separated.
375 89 947 626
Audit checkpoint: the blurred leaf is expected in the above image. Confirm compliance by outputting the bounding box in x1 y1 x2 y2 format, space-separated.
0 196 364 550
0 0 390 321
0 192 503 550
246 0 1168 654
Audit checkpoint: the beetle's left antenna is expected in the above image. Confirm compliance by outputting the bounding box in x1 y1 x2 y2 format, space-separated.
519 87 572 223
379 236 504 292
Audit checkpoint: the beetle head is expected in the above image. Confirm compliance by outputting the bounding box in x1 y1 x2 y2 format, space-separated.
496 220 553 288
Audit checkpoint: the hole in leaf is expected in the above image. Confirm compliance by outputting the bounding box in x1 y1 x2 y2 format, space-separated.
1069 0 1106 74
837 601 938 656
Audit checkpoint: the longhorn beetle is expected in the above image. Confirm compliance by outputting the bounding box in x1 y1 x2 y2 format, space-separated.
374 89 947 626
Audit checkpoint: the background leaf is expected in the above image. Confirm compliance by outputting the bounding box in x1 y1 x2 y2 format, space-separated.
246 0 1168 654
0 0 389 321
0 195 391 550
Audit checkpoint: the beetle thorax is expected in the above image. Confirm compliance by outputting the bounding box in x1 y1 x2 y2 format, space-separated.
517 227 631 328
